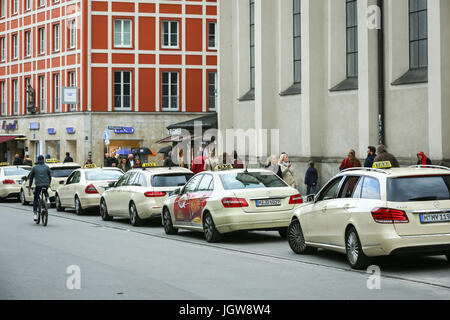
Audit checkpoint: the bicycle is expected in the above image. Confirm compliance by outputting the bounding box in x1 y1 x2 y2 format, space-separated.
31 187 49 226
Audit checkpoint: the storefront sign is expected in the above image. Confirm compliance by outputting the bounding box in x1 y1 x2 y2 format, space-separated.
62 87 79 104
47 128 56 135
2 120 18 132
29 122 40 130
108 126 135 134
66 127 75 134
168 128 182 135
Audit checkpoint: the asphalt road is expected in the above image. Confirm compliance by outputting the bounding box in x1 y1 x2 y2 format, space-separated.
1 200 449 300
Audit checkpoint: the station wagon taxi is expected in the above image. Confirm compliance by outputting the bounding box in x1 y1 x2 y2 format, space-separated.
55 165 124 215
162 165 304 242
99 164 194 226
20 159 81 206
0 162 31 201
287 162 450 269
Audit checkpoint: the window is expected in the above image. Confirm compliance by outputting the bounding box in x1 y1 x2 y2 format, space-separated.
339 176 361 198
114 19 131 47
208 72 216 111
161 71 178 110
39 27 45 54
68 71 76 111
346 0 358 78
25 0 31 10
25 30 31 57
25 77 30 114
39 0 45 7
152 174 194 188
220 172 287 190
317 177 343 201
0 37 5 61
409 0 427 69
12 79 18 115
114 71 131 110
53 24 60 51
12 0 18 14
69 19 76 49
197 174 214 191
161 20 178 48
249 0 255 89
1 82 5 116
208 22 217 49
361 177 381 200
12 34 17 59
39 75 45 113
1 0 6 17
54 74 59 112
293 0 301 83
387 176 450 202
183 175 203 194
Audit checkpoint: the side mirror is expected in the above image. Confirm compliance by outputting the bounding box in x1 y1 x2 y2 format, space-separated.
172 188 181 195
306 194 315 203
108 182 117 188
59 181 65 185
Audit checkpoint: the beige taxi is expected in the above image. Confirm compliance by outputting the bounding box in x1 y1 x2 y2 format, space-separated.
99 165 194 226
20 160 81 206
288 163 450 269
55 165 124 215
162 166 304 242
0 163 32 201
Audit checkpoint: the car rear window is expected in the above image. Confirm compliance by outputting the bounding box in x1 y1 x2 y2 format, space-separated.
85 170 123 181
220 172 287 190
387 175 450 202
3 167 31 176
50 167 80 178
152 174 194 187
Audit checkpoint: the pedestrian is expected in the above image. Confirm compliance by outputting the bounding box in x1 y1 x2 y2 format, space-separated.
233 151 244 169
191 150 206 174
85 158 93 165
23 154 33 167
304 161 318 195
13 153 23 165
46 154 51 160
364 146 377 168
417 151 432 166
204 149 218 172
373 145 400 167
118 157 131 172
266 155 282 178
63 152 74 163
339 149 362 171
279 153 297 189
133 159 142 168
164 150 176 167
128 154 135 168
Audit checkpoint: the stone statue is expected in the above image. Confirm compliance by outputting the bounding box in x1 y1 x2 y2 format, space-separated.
26 84 36 114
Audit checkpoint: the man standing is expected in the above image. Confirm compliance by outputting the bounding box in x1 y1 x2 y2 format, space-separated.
304 161 318 195
364 146 377 168
63 152 74 163
128 154 135 168
13 154 23 165
373 145 400 168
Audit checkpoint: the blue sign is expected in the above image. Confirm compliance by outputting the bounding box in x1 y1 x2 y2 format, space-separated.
66 127 75 134
29 122 40 130
48 128 56 135
114 127 135 134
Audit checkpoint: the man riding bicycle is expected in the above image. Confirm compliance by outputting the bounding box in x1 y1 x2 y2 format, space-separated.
28 155 52 222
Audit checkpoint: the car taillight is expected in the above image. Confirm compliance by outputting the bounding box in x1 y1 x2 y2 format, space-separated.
221 197 249 208
85 184 99 194
289 194 303 204
2 179 14 184
371 208 409 224
144 191 166 197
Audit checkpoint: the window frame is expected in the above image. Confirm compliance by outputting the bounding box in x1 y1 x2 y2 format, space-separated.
12 33 18 59
1 81 5 116
208 71 217 111
53 73 60 112
113 70 132 111
345 0 358 79
12 79 18 115
68 19 76 49
25 30 32 57
53 23 60 52
249 0 255 90
293 0 301 84
208 22 217 50
161 20 179 49
161 71 179 111
39 75 45 113
408 0 428 70
113 18 132 48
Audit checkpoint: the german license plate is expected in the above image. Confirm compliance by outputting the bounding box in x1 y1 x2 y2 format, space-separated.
420 213 450 224
104 188 108 191
18 180 22 185
256 199 281 207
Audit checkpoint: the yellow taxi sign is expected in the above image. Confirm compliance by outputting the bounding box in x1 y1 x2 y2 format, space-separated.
215 164 234 171
142 162 157 168
372 161 392 169
84 164 97 169
0 162 9 166
45 159 59 163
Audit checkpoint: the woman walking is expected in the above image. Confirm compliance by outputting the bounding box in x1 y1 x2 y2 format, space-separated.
339 149 361 171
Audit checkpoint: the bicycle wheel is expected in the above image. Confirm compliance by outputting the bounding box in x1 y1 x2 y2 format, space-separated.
36 198 41 225
41 191 48 226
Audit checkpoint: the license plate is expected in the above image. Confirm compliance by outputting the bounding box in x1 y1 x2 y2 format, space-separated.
104 188 108 191
256 199 281 207
168 193 172 197
18 180 22 185
420 213 450 224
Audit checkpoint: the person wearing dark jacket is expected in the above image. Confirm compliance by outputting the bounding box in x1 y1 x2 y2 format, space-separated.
28 155 52 221
364 146 377 168
417 151 432 166
13 154 23 165
63 152 74 163
304 161 318 195
373 145 400 167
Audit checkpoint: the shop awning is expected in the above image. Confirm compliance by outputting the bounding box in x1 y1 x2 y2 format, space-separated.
0 135 19 143
166 113 217 132
155 136 184 144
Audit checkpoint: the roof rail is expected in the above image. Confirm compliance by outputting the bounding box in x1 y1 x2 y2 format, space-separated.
408 165 450 171
340 167 392 175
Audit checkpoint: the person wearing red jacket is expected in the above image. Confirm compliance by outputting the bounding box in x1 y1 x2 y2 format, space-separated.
417 151 432 166
339 149 362 171
191 155 206 174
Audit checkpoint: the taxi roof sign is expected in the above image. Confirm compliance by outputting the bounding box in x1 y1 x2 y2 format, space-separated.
83 164 97 169
0 162 9 166
215 164 234 171
372 161 392 169
45 159 59 163
142 162 157 168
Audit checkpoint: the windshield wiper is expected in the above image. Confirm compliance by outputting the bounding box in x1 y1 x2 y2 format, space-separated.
408 196 438 201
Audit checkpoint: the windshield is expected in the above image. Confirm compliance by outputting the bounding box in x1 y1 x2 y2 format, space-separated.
3 167 31 176
85 170 124 181
220 172 287 190
152 174 194 187
50 167 81 178
387 175 450 202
